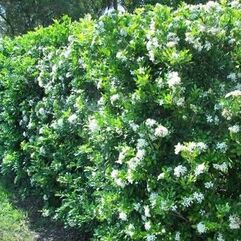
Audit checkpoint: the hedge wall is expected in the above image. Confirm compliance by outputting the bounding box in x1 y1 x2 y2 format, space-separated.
0 1 241 240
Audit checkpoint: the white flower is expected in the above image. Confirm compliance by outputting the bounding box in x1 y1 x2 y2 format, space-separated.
88 118 99 132
217 233 225 241
39 146 46 155
128 157 141 170
167 71 181 88
149 193 158 207
197 222 206 234
137 138 147 149
182 197 193 207
119 212 127 221
216 142 228 153
154 125 169 137
144 221 151 230
228 125 240 133
115 178 126 188
196 142 208 152
227 73 237 81
68 114 77 124
204 181 214 189
144 205 151 217
145 118 157 127
110 94 120 104
195 163 206 176
206 115 213 123
229 215 241 229
157 172 165 180
175 232 181 241
133 203 141 211
136 149 146 160
146 234 156 241
175 97 185 106
174 143 184 155
111 169 119 179
126 224 135 237
213 163 228 172
174 165 187 177
226 89 241 98
193 192 204 203
38 107 46 116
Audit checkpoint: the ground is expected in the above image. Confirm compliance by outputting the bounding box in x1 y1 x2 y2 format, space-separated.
0 180 88 241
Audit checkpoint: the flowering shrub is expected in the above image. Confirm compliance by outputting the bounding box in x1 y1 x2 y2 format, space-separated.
0 1 241 240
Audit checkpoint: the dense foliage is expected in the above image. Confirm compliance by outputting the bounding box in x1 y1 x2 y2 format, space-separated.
0 1 241 240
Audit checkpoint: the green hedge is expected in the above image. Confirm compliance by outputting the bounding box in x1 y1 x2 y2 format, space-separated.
0 2 241 240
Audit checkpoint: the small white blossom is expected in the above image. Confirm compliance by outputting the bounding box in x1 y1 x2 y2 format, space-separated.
126 224 135 237
217 233 225 241
144 205 151 217
144 221 151 230
137 138 147 149
193 192 204 203
174 143 184 155
149 193 158 207
213 163 228 172
146 234 156 241
204 181 214 189
111 169 119 179
119 212 127 221
175 232 181 241
136 149 146 160
197 222 206 234
174 165 187 177
146 118 157 127
110 94 120 104
133 203 141 211
167 71 181 88
227 73 237 81
228 125 240 133
157 172 165 180
115 178 126 188
216 142 228 153
229 215 241 229
154 125 169 137
68 114 77 124
195 163 206 176
128 157 141 170
38 107 46 116
182 197 193 207
88 118 99 132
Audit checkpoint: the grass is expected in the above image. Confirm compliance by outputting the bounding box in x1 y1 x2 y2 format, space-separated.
0 183 34 241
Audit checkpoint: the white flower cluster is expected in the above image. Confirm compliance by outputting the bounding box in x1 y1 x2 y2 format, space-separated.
145 119 169 138
197 222 206 234
175 142 208 155
213 162 228 173
174 165 187 177
229 215 241 229
167 71 181 88
111 169 126 188
194 163 206 176
182 192 204 207
216 142 228 153
88 118 99 132
228 125 240 134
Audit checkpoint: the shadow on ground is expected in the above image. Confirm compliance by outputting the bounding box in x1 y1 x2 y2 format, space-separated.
14 196 89 241
1 178 90 241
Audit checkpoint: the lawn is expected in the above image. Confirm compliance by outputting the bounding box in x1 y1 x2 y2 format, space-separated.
0 183 34 241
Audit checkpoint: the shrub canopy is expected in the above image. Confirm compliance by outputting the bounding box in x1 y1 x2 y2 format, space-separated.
0 1 241 240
